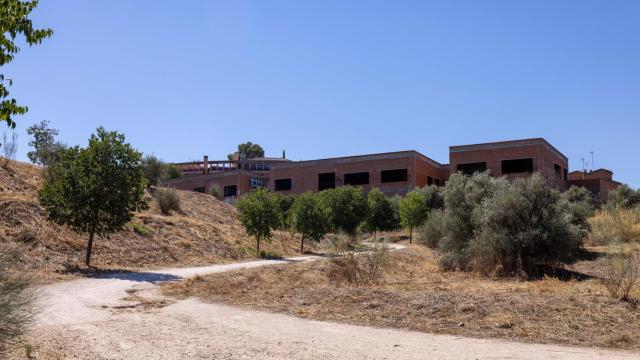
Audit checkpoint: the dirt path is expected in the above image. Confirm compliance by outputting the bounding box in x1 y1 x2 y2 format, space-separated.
30 246 639 359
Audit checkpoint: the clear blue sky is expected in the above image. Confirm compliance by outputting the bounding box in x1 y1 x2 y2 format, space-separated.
5 1 639 186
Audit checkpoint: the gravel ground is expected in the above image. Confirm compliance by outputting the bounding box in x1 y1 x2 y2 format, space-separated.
16 249 640 360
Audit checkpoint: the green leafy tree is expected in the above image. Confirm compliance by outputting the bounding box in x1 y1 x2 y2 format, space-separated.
560 185 597 237
26 120 64 166
228 141 265 160
399 190 429 243
237 188 280 254
1 0 53 128
39 127 147 266
273 193 296 230
366 188 399 238
289 192 330 253
141 154 165 187
319 186 368 235
164 164 182 180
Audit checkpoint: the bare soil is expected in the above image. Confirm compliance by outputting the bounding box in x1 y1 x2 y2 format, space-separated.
0 160 315 282
164 244 640 350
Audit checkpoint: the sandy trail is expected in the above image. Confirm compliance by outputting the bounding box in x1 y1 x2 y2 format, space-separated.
33 245 639 359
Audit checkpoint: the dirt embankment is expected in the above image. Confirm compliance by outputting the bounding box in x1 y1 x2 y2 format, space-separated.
0 160 309 281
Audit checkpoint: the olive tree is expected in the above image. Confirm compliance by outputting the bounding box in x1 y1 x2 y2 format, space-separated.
289 192 330 253
39 127 147 266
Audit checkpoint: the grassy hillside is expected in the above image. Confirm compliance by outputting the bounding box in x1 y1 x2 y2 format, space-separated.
0 160 309 281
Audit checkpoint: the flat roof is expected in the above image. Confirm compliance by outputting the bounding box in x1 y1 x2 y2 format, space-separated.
449 138 568 161
270 150 445 169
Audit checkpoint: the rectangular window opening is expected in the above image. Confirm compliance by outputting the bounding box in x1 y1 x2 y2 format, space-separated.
427 176 433 186
381 169 408 183
344 171 369 186
457 162 487 175
501 158 534 174
274 178 292 191
193 186 205 193
223 185 237 197
318 172 336 191
554 164 561 177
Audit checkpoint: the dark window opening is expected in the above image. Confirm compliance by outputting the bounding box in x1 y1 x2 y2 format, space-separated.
564 168 568 181
501 158 534 174
344 172 369 185
554 164 561 177
318 172 336 191
427 176 433 185
457 162 487 175
274 178 292 191
381 169 408 183
193 186 205 193
223 185 237 197
435 179 441 186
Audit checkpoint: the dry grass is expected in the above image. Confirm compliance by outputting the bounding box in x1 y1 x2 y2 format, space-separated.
0 160 316 282
588 208 640 246
164 245 640 350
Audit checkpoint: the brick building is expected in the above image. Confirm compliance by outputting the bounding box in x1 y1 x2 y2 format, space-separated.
163 138 619 202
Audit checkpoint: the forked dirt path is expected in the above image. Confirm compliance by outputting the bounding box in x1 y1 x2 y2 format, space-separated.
32 245 638 359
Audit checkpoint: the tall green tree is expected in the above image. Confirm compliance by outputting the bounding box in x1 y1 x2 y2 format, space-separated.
399 190 429 243
319 186 368 235
228 141 265 160
39 127 147 266
1 0 53 128
289 192 330 253
366 188 399 238
237 188 280 254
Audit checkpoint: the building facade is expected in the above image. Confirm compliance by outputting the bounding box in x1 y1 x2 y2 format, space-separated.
163 138 619 202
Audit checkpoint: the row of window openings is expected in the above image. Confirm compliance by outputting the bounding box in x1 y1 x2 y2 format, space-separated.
275 169 415 192
194 185 238 197
457 158 568 180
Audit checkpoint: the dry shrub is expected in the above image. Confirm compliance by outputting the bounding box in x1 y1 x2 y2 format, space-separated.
0 252 35 356
603 245 640 300
330 242 390 285
154 188 181 215
589 209 640 246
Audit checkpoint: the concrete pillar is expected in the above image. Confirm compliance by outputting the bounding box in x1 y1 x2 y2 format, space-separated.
203 155 209 174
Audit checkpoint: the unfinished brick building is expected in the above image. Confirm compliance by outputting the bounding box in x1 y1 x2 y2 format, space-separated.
163 138 619 202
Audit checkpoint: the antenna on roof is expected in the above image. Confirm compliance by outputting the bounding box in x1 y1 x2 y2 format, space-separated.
282 150 286 159
581 158 585 172
590 151 594 171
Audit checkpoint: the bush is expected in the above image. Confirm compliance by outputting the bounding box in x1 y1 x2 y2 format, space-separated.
319 186 368 235
209 183 221 199
413 184 444 210
0 131 17 168
0 253 34 355
561 185 597 238
416 210 444 248
588 209 640 245
437 172 508 269
469 174 582 275
330 242 390 284
607 184 640 210
603 245 640 301
154 188 181 215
